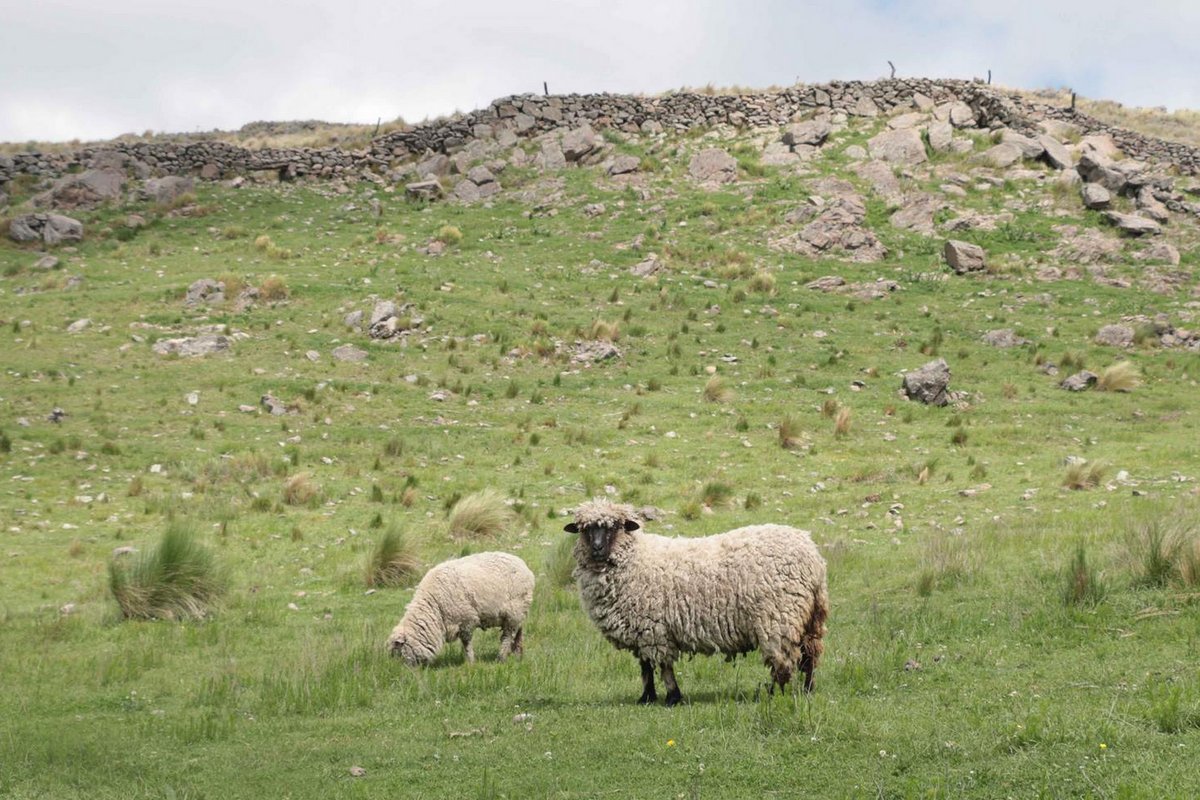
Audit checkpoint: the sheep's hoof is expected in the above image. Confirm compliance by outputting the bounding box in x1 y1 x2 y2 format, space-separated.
637 691 657 705
664 689 683 707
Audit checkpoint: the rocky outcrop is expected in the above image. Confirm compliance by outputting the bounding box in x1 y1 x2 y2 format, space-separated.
944 240 986 273
7 213 83 245
689 148 738 185
903 359 951 406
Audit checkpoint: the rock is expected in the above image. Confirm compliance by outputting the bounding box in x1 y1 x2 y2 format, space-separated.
1077 151 1128 193
43 214 84 246
782 119 832 147
405 179 442 200
199 163 220 180
467 165 496 186
572 340 621 364
887 112 926 130
889 194 944 235
125 214 147 229
1095 324 1134 348
1136 186 1170 223
946 102 976 128
852 160 902 203
770 191 887 263
1038 134 1073 170
332 344 368 362
537 140 567 171
583 203 606 218
843 144 868 160
33 255 59 270
144 176 194 205
370 300 401 327
415 154 450 178
1079 134 1122 160
866 128 927 166
631 253 665 278
1081 183 1111 210
344 310 364 329
34 168 125 210
561 125 598 162
1103 211 1161 236
8 215 42 242
850 95 880 118
67 318 91 334
452 180 482 203
608 154 640 175
689 148 738 185
152 334 230 357
982 329 1029 348
944 240 986 273
1000 131 1044 159
1137 242 1181 265
185 278 225 305
927 121 954 154
981 143 1023 169
903 359 951 406
1061 371 1098 391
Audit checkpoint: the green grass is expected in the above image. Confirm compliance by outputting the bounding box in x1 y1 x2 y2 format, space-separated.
108 522 226 620
2 107 1200 797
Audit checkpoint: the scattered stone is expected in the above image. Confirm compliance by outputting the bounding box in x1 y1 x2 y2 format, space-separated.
332 344 368 362
982 329 1029 348
1103 211 1161 236
152 334 230 357
583 203 606 218
186 278 225 306
903 359 951 406
32 255 60 270
630 253 665 278
689 148 738 185
260 393 298 415
981 143 1024 169
867 128 927 166
1137 242 1181 265
1095 324 1135 348
1061 371 1098 391
571 340 621 364
944 240 986 273
852 160 903 203
608 154 640 175
8 213 84 245
1081 183 1111 210
66 318 91 334
561 125 598 162
889 194 944 235
806 275 847 291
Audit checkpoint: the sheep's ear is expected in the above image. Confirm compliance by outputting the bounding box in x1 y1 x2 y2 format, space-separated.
563 522 579 534
624 520 640 532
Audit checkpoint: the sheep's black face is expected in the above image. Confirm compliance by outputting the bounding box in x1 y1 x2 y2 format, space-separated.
564 519 639 561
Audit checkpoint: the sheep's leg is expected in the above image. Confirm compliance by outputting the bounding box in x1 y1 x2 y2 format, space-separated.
460 631 475 664
769 661 793 696
637 658 657 705
497 627 513 662
799 652 815 694
661 662 682 707
511 627 524 657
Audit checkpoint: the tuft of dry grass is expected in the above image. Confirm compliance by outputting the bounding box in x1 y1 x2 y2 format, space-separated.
748 270 777 295
109 523 225 620
1062 543 1106 607
259 275 289 301
703 376 732 403
778 415 804 450
1097 361 1140 393
587 319 621 342
820 397 839 418
435 225 463 245
1063 461 1106 490
364 527 421 588
834 407 852 437
447 489 515 539
283 473 319 506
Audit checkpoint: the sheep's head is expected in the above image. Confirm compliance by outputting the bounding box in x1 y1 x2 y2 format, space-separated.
386 629 437 666
565 499 640 562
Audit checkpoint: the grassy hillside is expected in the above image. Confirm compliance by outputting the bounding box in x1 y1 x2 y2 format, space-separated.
2 109 1200 798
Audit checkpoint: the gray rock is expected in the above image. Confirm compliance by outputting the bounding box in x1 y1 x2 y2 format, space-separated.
67 318 92 334
631 253 665 278
850 96 880 118
982 329 1029 348
43 214 84 245
1077 151 1128 193
1103 211 1161 236
947 102 977 128
887 112 926 130
144 176 194 205
1000 131 1045 159
405 179 442 200
1095 324 1135 348
1138 242 1181 265
453 180 482 203
1136 186 1170 223
608 154 640 175
572 340 621 364
344 310 364 329
332 344 368 362
415 154 450 178
152 334 230 357
903 359 951 406
981 143 1024 169
33 254 59 270
1081 183 1112 210
688 148 738 185
7 215 41 243
805 275 847 291
782 119 832 147
537 140 567 171
561 125 598 162
889 194 944 235
944 240 986 273
185 278 225 305
370 300 401 327
1038 134 1073 170
843 144 868 160
852 160 903 203
1061 371 1098 391
466 165 496 186
927 121 954 154
34 168 124 210
867 128 927 166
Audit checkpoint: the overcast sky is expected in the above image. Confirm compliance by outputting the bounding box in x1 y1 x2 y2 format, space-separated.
1 0 1195 143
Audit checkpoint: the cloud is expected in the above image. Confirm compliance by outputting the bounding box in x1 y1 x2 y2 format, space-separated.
1 0 1196 142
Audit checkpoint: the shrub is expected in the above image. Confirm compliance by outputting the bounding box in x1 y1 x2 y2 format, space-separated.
703 376 732 403
1062 543 1106 607
1126 519 1197 589
588 319 621 342
364 527 421 588
1063 461 1106 490
699 480 735 508
1097 361 1141 392
748 270 776 295
283 473 319 506
435 225 463 245
259 275 289 301
834 407 852 437
447 489 514 539
109 523 226 620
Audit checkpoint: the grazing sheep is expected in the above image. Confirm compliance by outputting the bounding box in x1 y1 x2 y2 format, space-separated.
567 499 828 705
386 552 534 665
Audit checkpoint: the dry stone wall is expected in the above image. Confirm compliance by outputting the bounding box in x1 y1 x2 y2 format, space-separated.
2 78 1198 189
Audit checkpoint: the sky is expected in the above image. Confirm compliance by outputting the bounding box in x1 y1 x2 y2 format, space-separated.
0 0 1195 143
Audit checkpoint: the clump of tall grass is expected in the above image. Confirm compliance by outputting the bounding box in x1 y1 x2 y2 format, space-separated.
916 528 974 597
259 274 289 300
703 376 732 403
587 319 621 341
699 480 735 509
748 270 776 294
1097 361 1140 392
447 489 514 539
435 224 463 245
109 523 226 620
364 526 421 588
1063 461 1105 490
1062 543 1106 607
544 535 578 589
1126 517 1200 589
283 473 320 506
778 415 804 450
834 407 852 437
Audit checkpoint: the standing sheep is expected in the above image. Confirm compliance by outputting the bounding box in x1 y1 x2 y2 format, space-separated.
386 552 534 666
567 499 828 705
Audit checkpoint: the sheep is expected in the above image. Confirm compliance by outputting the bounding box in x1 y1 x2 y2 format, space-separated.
386 551 534 666
566 499 828 705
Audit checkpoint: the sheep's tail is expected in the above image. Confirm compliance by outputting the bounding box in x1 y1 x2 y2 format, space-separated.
799 582 829 692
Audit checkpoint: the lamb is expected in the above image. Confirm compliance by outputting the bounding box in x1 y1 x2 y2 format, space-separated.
566 499 828 705
386 551 534 666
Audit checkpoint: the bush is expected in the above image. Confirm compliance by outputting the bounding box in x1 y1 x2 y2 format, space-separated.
1097 361 1141 392
587 319 621 342
365 527 421 588
1063 461 1105 490
259 275 289 301
778 415 803 450
435 225 463 245
283 473 319 507
109 523 225 620
703 376 732 403
447 489 514 539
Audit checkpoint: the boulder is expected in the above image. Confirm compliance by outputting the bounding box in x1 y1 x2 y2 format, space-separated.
1081 183 1111 210
1103 211 1161 236
7 215 41 243
981 143 1023 169
34 168 125 210
903 359 951 406
927 121 954 153
185 278 225 305
1095 324 1134 348
866 128 927 166
415 154 450 178
1061 371 1098 391
152 334 230 357
144 176 194 206
42 214 84 246
1077 151 1128 193
630 253 665 278
452 180 482 203
608 154 640 175
1038 134 1073 170
561 125 598 162
332 344 368 362
852 160 903 203
466 165 496 186
782 119 832 147
982 329 1029 348
1000 131 1045 159
947 102 976 128
850 96 880 118
1137 242 1181 265
67 318 92 334
688 148 738 185
944 240 986 273
537 140 567 171
405 179 442 200
889 194 944 235
887 112 926 130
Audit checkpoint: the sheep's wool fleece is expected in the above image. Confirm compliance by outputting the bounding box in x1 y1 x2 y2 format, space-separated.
573 503 826 666
393 552 533 651
572 499 641 530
